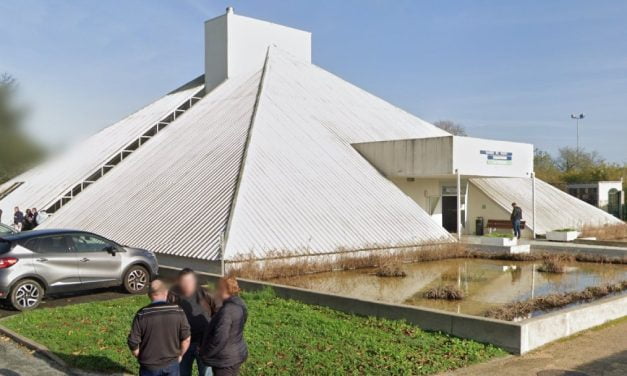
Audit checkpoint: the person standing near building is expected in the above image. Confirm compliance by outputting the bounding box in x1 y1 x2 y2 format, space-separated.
199 277 248 376
511 202 523 239
22 209 35 231
31 208 39 227
168 269 217 376
128 280 191 376
13 207 23 232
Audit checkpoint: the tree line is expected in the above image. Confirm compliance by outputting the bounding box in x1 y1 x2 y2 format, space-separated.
0 74 43 185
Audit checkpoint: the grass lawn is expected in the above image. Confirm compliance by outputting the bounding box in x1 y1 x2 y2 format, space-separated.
1 288 505 375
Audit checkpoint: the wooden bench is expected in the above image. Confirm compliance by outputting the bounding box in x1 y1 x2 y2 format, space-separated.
486 219 526 229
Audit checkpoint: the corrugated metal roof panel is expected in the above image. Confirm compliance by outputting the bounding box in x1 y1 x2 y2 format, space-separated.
38 71 262 260
224 49 454 259
0 77 204 222
469 177 622 234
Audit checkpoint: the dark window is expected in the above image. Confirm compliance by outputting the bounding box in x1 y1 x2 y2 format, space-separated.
70 234 113 253
0 182 24 200
25 236 70 254
0 241 11 255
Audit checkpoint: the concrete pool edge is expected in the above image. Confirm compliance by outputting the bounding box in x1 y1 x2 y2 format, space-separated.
160 266 626 354
519 293 627 353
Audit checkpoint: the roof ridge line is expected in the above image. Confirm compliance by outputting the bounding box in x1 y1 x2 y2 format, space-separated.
220 46 273 267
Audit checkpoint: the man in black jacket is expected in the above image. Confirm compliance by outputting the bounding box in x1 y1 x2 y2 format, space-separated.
511 202 523 239
128 280 191 376
199 277 248 376
168 269 218 376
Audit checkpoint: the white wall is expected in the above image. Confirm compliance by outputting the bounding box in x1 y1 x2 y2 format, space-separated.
355 137 454 177
204 9 311 92
204 15 228 92
354 136 533 179
453 136 533 178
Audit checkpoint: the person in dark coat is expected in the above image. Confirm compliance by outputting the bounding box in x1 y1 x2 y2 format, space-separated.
13 207 23 232
511 202 523 239
22 209 35 231
167 269 219 376
199 277 248 376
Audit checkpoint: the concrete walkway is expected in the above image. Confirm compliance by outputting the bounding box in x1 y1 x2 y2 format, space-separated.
462 235 627 258
0 335 67 376
442 318 627 376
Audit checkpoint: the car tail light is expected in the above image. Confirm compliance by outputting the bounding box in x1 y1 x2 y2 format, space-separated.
0 257 18 269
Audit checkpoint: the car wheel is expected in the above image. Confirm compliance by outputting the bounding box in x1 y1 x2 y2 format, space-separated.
123 265 149 294
10 279 44 311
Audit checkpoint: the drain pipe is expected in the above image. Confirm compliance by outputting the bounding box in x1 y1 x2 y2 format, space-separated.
220 232 226 276
456 169 461 241
531 172 536 239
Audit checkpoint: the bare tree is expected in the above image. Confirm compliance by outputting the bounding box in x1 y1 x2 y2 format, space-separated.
433 120 467 136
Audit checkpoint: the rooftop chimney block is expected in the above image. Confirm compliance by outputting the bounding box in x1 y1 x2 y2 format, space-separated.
204 8 312 92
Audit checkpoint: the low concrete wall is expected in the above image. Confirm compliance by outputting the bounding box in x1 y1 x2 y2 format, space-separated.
531 244 627 259
520 293 627 353
574 239 627 248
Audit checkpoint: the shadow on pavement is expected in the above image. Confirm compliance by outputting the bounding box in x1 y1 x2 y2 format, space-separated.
574 350 627 376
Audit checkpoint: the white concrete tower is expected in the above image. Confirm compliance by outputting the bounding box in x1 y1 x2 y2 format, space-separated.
204 7 312 92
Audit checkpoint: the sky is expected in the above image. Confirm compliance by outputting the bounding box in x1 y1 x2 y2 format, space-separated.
1 0 626 163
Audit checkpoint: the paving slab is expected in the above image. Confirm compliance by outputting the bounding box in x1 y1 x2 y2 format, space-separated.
0 335 67 376
441 318 627 376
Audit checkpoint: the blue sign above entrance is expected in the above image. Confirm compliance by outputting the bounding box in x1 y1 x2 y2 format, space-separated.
480 150 513 165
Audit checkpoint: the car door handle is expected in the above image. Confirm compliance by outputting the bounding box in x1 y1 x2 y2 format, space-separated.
36 258 48 262
80 258 90 263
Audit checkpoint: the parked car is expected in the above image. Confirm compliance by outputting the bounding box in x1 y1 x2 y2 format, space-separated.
0 223 17 236
0 229 159 311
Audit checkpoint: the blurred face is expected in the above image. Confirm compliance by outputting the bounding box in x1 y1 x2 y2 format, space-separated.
178 273 197 297
218 280 230 300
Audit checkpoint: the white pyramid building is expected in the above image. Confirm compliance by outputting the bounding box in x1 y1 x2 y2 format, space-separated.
0 9 620 269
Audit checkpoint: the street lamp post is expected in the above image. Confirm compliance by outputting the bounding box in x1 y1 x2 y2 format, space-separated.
570 113 585 154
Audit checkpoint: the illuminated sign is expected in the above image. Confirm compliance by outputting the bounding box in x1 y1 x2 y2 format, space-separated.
480 150 512 165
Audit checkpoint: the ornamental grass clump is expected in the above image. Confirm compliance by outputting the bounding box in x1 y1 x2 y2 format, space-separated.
485 280 627 321
375 263 407 278
581 223 627 240
537 254 574 274
423 285 464 300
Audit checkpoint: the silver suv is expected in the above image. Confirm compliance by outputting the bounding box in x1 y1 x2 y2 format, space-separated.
0 229 159 310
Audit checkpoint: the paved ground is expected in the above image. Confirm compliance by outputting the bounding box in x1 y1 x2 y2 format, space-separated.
0 335 67 376
443 318 627 376
0 288 127 318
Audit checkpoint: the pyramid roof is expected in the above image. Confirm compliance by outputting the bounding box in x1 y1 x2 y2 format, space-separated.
26 48 453 261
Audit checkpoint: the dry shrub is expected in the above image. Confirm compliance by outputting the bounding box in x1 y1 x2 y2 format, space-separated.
485 280 627 321
228 243 468 281
537 254 574 273
227 243 627 282
375 262 407 277
581 224 627 240
423 285 464 300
